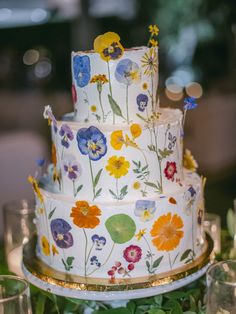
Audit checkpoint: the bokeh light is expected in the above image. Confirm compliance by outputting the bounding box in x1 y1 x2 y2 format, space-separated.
185 82 203 98
23 49 40 66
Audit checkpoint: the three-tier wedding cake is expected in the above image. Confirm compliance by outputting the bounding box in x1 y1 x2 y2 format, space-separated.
29 29 207 290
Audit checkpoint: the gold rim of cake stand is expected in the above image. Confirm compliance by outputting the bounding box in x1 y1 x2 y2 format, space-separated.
23 234 214 292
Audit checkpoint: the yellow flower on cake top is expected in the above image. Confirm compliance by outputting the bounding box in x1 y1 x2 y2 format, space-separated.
70 201 101 229
183 149 198 172
130 123 142 139
106 156 130 178
110 130 125 150
41 236 50 256
93 32 124 62
150 213 184 251
141 47 158 76
148 25 159 36
28 175 44 204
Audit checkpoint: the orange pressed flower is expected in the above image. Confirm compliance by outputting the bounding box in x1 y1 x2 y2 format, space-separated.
150 213 184 251
51 143 57 166
52 244 59 256
70 201 101 229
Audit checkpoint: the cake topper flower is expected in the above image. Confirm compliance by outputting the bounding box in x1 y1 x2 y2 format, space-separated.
43 105 57 133
148 24 159 47
182 97 198 126
183 149 198 172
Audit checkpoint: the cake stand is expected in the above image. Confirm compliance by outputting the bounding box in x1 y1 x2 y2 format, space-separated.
22 234 214 301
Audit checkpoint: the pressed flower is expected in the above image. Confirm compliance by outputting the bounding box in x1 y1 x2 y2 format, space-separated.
133 181 141 190
90 105 97 112
28 175 44 204
52 244 59 256
90 74 109 84
59 124 74 148
141 47 158 76
136 94 148 112
164 161 177 181
51 218 74 249
115 58 140 85
135 229 147 241
183 97 198 110
142 82 148 90
94 32 124 61
51 143 57 167
91 234 106 250
73 55 91 87
63 154 82 181
77 126 107 161
43 105 57 133
148 25 159 36
149 38 158 47
135 200 156 222
41 235 50 256
125 134 138 148
106 156 130 179
130 124 142 139
183 149 198 172
71 84 77 105
110 130 125 150
70 200 101 229
150 213 184 251
123 245 142 263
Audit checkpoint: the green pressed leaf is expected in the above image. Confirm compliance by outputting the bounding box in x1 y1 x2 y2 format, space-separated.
144 182 158 189
108 94 124 118
76 184 83 195
109 189 117 199
180 249 192 261
132 160 140 167
148 145 156 152
158 148 173 159
136 113 146 122
146 260 150 270
120 185 128 198
94 169 103 187
227 208 235 238
153 256 164 268
95 188 102 199
35 294 46 314
48 207 56 219
66 256 75 266
105 214 136 244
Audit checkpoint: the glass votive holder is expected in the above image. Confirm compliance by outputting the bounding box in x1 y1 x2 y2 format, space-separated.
0 275 32 314
206 260 236 314
203 212 221 254
3 199 35 277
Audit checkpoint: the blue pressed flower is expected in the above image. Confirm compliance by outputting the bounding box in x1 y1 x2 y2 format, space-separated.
115 58 140 86
188 186 196 198
91 234 106 250
50 219 73 249
77 126 107 161
183 97 198 110
59 124 74 148
63 154 82 181
134 200 156 222
36 158 45 167
73 55 91 88
136 94 148 112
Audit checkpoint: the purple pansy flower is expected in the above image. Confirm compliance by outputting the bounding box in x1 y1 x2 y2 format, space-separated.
59 124 74 148
183 97 198 110
91 234 106 250
77 126 107 161
63 154 82 181
115 58 140 86
73 55 91 88
90 256 101 267
136 94 148 112
50 219 73 249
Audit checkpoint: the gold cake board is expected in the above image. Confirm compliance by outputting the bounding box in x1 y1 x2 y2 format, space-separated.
22 234 214 301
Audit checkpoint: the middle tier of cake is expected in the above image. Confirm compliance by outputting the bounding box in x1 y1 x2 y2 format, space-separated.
51 108 184 202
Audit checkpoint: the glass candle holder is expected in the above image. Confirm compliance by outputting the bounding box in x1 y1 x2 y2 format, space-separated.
203 213 221 254
0 275 32 314
3 199 35 277
206 260 236 314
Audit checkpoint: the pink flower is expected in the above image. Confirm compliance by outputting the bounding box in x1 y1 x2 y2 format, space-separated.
164 161 177 181
123 245 142 263
71 84 77 105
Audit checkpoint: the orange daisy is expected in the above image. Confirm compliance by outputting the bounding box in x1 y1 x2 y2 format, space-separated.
51 143 57 166
150 213 184 251
70 201 101 229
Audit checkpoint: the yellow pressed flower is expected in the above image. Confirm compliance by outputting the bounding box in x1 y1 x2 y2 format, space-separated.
106 156 130 179
133 181 141 190
90 74 109 84
135 229 147 241
148 25 159 36
41 236 50 256
142 82 148 90
125 135 138 148
130 123 142 139
52 244 59 256
183 149 198 172
90 105 97 112
141 47 158 76
110 130 125 150
149 38 158 47
28 175 44 204
94 32 124 62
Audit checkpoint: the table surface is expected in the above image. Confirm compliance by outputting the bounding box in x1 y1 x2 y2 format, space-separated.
0 231 233 314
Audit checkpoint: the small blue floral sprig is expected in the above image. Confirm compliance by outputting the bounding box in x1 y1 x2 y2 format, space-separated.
182 97 198 127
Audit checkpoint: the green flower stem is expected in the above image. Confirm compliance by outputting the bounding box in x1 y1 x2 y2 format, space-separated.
88 158 96 200
42 200 53 264
168 252 172 271
151 71 154 113
126 84 129 124
192 211 195 257
138 148 149 194
83 228 88 277
72 180 76 197
107 61 115 124
85 243 95 267
143 235 154 272
98 89 105 122
116 178 119 200
87 242 115 276
154 127 163 193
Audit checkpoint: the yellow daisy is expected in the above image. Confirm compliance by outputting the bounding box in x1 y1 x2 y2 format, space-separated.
106 156 130 179
41 236 50 256
28 175 44 204
148 25 159 36
183 149 198 172
133 181 141 190
135 229 147 241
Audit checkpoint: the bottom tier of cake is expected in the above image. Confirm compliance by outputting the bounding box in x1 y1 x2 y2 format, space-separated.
34 171 205 282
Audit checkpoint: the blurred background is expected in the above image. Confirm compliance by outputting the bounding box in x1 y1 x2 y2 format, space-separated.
0 0 236 238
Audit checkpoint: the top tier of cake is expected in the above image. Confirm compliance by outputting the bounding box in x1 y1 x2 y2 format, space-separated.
71 45 158 124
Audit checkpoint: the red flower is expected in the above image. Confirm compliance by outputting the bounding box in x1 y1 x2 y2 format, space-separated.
71 84 77 105
123 245 142 263
164 162 177 181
